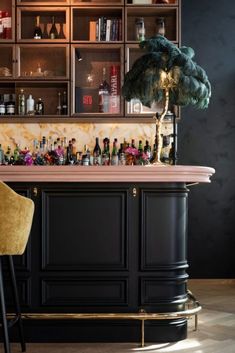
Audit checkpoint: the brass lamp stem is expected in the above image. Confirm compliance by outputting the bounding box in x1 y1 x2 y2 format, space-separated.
152 88 170 164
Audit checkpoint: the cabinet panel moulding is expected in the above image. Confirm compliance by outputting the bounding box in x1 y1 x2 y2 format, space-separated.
140 189 188 271
41 188 129 271
41 277 128 307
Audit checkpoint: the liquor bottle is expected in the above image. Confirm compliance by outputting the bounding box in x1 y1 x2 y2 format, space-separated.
98 67 110 113
49 16 58 39
2 11 12 40
111 139 118 166
144 140 151 159
5 146 12 164
0 144 4 165
0 94 5 115
135 17 145 42
34 16 42 39
62 91 67 115
131 139 136 149
160 135 171 163
26 94 35 115
35 98 44 115
118 143 126 165
93 137 101 165
150 143 157 163
42 23 49 39
13 144 20 162
102 137 110 165
169 142 175 165
18 89 25 115
57 92 62 115
6 94 15 115
138 140 143 154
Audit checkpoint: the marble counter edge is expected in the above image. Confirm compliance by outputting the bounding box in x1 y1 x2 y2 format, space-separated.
0 165 215 183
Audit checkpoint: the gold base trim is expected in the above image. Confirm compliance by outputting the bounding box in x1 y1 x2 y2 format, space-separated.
7 290 201 348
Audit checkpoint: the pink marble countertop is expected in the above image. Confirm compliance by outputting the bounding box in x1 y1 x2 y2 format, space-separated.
0 165 215 183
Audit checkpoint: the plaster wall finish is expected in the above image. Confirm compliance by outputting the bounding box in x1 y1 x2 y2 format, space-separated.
180 0 235 277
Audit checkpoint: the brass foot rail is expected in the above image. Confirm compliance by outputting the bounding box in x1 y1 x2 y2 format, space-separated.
7 290 201 347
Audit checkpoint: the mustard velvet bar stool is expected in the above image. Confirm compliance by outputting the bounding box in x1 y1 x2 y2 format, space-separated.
0 182 34 353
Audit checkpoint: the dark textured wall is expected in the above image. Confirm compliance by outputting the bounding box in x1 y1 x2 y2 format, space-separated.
180 0 235 277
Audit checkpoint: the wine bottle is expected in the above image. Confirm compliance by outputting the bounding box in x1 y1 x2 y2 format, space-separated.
49 16 58 39
42 23 49 39
98 67 110 113
6 94 15 115
111 139 118 166
93 137 101 166
0 94 5 115
58 23 65 39
35 98 44 115
34 16 42 39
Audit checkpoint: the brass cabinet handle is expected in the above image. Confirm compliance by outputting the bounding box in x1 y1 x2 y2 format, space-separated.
132 187 137 197
32 187 38 197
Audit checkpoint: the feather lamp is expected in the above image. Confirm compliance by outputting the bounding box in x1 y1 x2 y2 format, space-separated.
122 35 211 164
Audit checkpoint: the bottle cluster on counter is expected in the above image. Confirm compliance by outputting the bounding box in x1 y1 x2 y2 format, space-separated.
0 136 175 166
0 90 67 116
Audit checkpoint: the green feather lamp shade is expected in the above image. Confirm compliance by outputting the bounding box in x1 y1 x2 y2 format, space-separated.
122 35 211 110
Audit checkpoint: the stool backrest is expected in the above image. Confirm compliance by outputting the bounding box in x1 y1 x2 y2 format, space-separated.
0 182 34 255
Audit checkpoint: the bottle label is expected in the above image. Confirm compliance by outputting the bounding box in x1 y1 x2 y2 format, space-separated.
7 104 15 114
0 104 5 114
111 155 119 166
2 16 11 29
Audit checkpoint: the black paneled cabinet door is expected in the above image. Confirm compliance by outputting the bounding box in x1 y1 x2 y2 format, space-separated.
7 182 188 343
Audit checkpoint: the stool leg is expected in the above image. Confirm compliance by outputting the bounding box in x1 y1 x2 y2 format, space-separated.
8 256 26 353
0 257 11 353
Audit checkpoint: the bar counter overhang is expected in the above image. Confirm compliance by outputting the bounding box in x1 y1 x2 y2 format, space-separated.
0 165 215 183
0 165 215 344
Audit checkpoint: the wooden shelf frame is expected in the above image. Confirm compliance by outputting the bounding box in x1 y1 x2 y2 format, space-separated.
0 0 181 123
17 6 70 43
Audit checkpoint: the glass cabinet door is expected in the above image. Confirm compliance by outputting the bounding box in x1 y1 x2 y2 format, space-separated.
72 45 123 116
0 45 14 78
16 45 69 79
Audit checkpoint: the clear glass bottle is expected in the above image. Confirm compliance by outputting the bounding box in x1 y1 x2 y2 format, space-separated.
156 17 165 36
62 91 67 115
26 94 35 116
18 89 25 115
135 17 145 42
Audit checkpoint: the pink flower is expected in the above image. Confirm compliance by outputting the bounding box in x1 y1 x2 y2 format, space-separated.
125 147 139 156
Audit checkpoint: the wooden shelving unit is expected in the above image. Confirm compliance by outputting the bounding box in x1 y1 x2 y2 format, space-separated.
0 0 181 123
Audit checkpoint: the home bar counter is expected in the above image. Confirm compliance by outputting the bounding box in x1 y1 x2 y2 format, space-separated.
0 165 215 345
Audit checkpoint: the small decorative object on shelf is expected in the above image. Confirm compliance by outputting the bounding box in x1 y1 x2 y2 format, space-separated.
135 17 145 42
26 94 35 116
156 17 165 36
57 92 62 115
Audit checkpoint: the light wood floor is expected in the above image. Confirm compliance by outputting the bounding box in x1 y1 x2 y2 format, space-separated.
1 279 235 353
